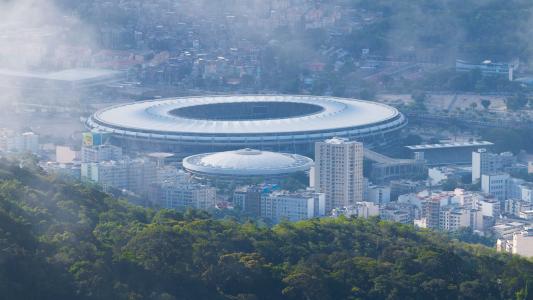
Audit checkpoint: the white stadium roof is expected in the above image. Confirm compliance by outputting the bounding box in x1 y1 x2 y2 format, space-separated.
183 148 314 176
88 95 405 139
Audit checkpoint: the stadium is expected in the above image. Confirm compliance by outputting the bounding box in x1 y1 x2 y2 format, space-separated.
87 95 407 156
182 148 314 182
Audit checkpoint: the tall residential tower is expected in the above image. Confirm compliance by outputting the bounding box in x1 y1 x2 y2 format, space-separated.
314 138 364 211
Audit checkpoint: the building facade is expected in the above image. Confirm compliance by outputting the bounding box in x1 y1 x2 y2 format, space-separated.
152 184 217 210
472 149 515 182
260 191 325 223
314 138 364 211
81 144 123 163
81 158 156 195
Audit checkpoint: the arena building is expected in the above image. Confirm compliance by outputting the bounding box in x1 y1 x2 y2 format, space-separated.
182 148 314 182
87 95 407 156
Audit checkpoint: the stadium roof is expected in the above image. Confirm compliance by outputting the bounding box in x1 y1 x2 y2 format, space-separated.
89 95 402 136
182 148 314 176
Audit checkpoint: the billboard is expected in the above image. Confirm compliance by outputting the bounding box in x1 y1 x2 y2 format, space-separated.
83 132 110 147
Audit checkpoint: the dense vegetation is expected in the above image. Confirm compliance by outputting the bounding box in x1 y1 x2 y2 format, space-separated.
1 160 533 300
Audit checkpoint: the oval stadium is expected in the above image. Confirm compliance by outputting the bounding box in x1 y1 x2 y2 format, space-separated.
86 95 407 156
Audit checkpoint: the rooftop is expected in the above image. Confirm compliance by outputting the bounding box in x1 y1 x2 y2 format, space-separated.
90 95 403 135
0 68 123 83
406 141 494 150
183 148 314 177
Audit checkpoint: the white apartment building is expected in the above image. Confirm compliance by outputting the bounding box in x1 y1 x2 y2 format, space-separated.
505 199 533 217
314 138 363 212
81 158 156 195
81 144 123 163
365 184 391 205
381 208 412 224
439 206 483 231
479 197 501 218
481 173 510 201
155 184 217 210
472 149 515 182
82 160 128 192
261 191 325 223
498 228 533 258
0 131 40 154
155 166 190 185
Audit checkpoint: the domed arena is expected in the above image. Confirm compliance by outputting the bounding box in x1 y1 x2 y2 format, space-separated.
182 148 314 181
86 95 407 156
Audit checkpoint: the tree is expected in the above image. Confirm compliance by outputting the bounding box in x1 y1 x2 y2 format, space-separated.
481 99 491 110
441 179 459 191
411 91 428 110
506 94 529 110
2 159 533 299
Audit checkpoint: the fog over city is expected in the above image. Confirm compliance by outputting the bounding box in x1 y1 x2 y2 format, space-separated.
2 1 533 299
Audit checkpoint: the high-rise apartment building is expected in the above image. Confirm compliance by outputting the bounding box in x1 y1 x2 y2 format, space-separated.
314 138 364 211
421 197 442 229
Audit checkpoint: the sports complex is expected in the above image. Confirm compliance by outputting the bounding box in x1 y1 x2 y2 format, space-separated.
86 95 407 156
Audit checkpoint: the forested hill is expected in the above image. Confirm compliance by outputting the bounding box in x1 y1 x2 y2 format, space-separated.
1 160 533 300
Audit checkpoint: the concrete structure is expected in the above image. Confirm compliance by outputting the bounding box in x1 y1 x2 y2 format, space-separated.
479 197 501 219
331 202 380 219
81 144 123 163
155 166 190 186
381 201 419 224
439 206 483 232
481 173 511 202
233 186 263 217
421 197 442 229
390 180 426 201
41 162 81 180
0 131 40 153
364 148 427 183
55 146 78 164
505 198 533 218
183 148 313 182
472 149 515 182
365 183 391 205
456 59 519 80
428 165 471 186
406 141 494 166
151 183 217 211
498 228 533 258
407 189 493 232
314 138 364 211
87 95 407 155
81 158 157 195
260 190 325 223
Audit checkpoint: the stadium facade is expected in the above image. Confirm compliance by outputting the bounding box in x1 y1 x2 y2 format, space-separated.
87 95 407 156
182 148 314 182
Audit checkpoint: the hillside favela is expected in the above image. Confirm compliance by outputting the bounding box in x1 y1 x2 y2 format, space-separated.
3 1 533 299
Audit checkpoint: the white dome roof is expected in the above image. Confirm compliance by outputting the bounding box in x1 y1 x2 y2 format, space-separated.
182 148 313 176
